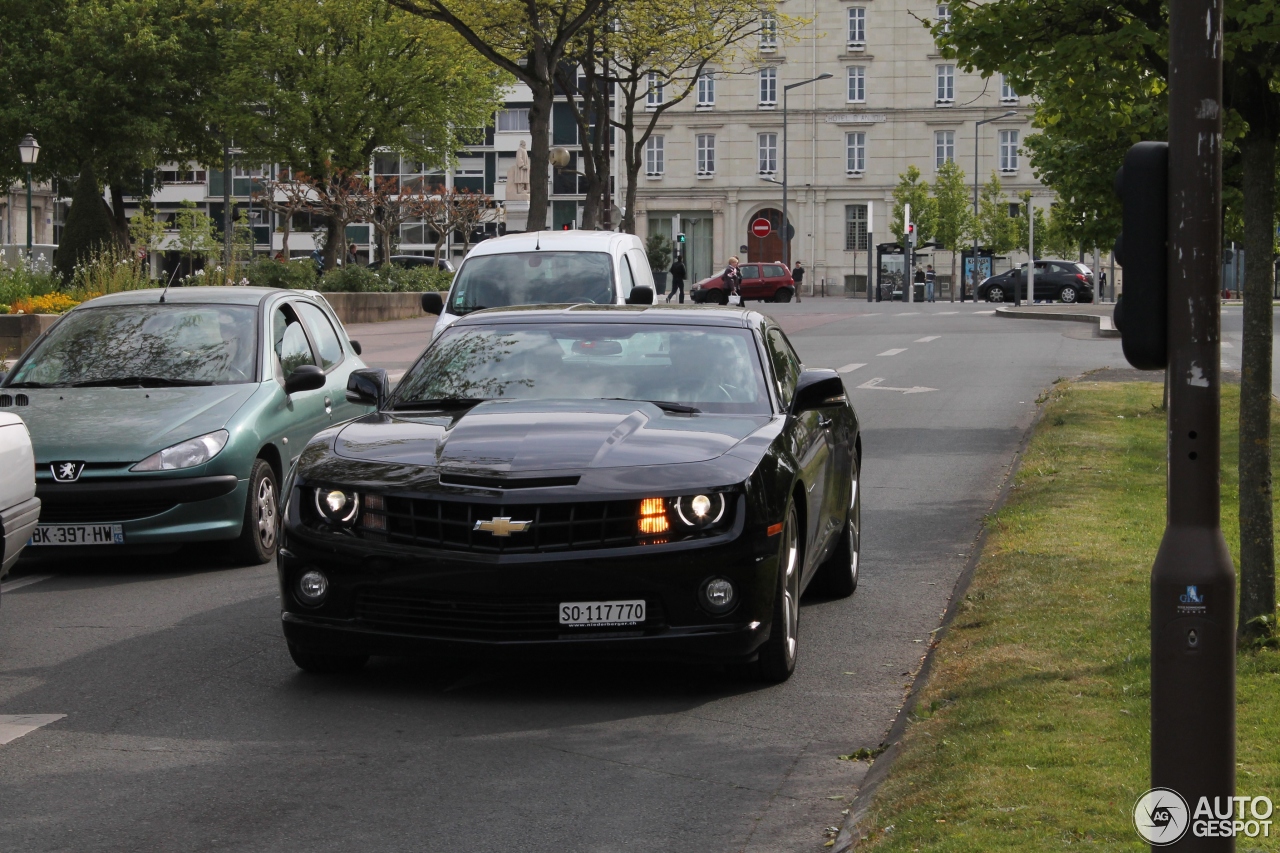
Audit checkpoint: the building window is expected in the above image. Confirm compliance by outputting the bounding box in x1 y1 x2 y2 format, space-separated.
936 4 951 33
760 12 778 51
758 133 778 175
845 205 869 251
935 130 955 166
496 108 529 132
936 64 955 103
846 132 866 174
847 66 866 103
759 67 777 106
696 134 716 176
697 72 716 107
646 71 665 109
645 136 664 177
1001 75 1020 103
999 130 1020 171
847 7 866 46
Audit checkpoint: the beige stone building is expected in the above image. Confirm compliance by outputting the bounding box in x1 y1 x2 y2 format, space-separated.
633 0 1045 296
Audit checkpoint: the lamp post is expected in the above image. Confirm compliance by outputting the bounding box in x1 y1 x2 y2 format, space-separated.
781 73 831 273
17 134 40 261
968 111 1016 302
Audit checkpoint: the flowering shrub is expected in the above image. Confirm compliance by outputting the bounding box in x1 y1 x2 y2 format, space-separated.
11 292 81 314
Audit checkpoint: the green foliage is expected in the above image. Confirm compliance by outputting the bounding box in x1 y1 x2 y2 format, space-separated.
931 160 972 253
315 265 382 293
974 173 1018 258
54 165 116 282
891 166 937 246
381 265 453 292
66 246 152 295
243 256 318 290
128 209 165 254
645 233 672 272
309 264 454 293
173 200 218 272
0 259 59 308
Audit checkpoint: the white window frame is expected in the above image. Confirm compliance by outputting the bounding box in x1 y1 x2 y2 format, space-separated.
496 108 530 133
1000 74 1020 103
645 135 665 177
759 67 777 107
760 12 778 51
936 4 951 33
847 7 866 47
696 72 716 108
758 133 778 175
646 71 665 110
999 129 1020 172
847 66 866 104
936 64 955 103
935 130 955 167
846 132 866 175
696 133 716 176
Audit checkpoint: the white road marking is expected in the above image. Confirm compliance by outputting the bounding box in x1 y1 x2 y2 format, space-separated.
0 574 52 594
857 377 937 395
896 312 920 316
837 363 867 374
914 336 941 343
973 310 996 315
0 715 65 745
877 348 907 357
936 311 959 315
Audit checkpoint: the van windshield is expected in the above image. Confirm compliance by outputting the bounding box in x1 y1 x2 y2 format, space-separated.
448 251 614 315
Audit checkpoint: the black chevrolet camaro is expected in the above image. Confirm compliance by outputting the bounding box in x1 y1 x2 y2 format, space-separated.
278 305 861 682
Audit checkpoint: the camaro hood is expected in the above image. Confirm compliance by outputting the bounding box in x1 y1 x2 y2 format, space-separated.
333 399 770 473
15 385 258 463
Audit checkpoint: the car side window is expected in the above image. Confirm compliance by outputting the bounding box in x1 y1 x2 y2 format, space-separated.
765 327 801 409
740 265 760 280
273 305 317 376
763 265 787 278
295 301 344 370
618 254 636 300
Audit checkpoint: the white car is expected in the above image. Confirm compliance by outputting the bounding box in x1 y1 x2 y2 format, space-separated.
0 411 40 580
421 230 657 336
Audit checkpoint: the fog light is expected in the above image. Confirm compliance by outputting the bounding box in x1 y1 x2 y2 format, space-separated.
297 570 328 605
703 578 735 613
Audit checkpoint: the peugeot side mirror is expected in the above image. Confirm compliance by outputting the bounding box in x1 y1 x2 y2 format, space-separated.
284 364 326 395
349 339 362 356
792 369 847 415
346 368 388 409
626 286 654 305
421 292 444 315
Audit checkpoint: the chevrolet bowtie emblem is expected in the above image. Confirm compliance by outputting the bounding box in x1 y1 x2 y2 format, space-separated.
474 517 532 537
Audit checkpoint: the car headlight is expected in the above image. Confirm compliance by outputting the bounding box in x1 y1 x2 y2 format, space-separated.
672 492 727 530
131 429 229 471
314 487 360 526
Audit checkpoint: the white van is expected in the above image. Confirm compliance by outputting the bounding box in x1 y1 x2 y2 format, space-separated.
421 231 656 336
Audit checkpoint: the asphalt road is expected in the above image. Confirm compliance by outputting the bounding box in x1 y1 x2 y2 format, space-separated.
1 299 1136 852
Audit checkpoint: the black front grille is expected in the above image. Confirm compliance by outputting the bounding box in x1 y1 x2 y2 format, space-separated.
376 497 651 554
354 589 663 641
0 393 28 407
38 501 178 523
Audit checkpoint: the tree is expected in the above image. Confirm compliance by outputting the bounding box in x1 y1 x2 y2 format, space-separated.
174 199 217 276
451 190 499 256
252 172 321 259
421 191 460 265
931 159 972 302
369 177 432 265
385 0 608 232
891 166 936 247
309 171 375 265
54 165 116 282
1039 205 1081 261
973 173 1017 265
221 0 505 268
937 0 1280 643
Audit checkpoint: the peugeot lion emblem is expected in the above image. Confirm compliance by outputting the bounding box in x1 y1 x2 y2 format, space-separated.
51 461 85 483
474 517 532 537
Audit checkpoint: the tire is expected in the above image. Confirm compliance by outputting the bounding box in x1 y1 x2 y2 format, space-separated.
756 501 801 683
1059 285 1079 303
288 642 368 674
811 461 861 598
773 288 794 303
985 285 1005 303
230 458 279 565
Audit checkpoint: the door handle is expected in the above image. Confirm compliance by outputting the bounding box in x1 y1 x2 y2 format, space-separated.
324 396 332 414
817 415 833 429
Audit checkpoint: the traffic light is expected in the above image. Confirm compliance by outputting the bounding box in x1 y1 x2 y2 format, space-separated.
676 232 686 244
1112 141 1168 370
905 223 916 246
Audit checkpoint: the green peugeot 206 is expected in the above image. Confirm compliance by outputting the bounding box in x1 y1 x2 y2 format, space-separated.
0 286 374 564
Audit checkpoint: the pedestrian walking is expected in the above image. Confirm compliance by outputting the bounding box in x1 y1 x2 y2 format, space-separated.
310 248 323 276
348 242 360 267
925 264 936 302
792 261 805 302
723 256 743 304
1099 270 1108 300
913 266 925 302
667 255 687 303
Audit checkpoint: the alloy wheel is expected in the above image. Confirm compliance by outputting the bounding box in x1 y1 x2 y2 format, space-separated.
987 286 1004 302
256 478 277 551
781 505 800 664
1060 286 1078 303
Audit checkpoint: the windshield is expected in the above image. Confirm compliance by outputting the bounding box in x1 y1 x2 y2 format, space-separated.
448 251 614 316
7 304 259 388
393 323 771 415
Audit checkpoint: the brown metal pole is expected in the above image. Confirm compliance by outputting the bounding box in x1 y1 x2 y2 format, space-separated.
1151 0 1234 845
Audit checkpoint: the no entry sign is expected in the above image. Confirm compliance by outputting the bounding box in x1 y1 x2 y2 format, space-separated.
750 218 772 239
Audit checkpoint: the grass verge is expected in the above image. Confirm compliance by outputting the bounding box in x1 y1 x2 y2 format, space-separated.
857 379 1280 851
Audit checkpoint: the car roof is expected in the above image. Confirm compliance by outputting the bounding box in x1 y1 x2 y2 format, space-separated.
73 286 285 309
463 230 640 258
450 303 765 328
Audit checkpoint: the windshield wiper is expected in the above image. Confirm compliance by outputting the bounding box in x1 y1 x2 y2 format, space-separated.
604 398 701 414
391 397 489 411
3 381 50 388
70 376 215 388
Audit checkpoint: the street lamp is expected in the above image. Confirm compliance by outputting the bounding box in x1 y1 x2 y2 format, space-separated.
781 73 831 272
17 134 40 260
967 111 1016 302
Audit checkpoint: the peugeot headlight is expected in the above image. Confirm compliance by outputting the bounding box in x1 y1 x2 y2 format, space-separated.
132 429 229 471
314 487 360 526
672 492 727 530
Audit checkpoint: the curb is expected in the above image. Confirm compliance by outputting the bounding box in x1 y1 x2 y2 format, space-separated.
994 306 1120 338
832 381 1057 852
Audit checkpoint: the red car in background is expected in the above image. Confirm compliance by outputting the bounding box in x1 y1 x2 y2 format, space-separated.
691 262 796 304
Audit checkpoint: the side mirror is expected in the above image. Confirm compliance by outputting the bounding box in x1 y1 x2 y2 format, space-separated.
346 368 388 409
792 369 847 415
349 339 362 356
284 364 326 395
421 292 444 315
626 285 654 305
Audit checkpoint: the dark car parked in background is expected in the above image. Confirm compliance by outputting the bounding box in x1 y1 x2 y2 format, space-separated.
977 259 1095 303
691 262 796 304
368 255 455 273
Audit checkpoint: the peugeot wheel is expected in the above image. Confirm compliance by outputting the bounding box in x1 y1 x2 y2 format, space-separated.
812 462 861 598
756 502 801 683
773 288 794 303
231 458 279 565
986 286 1005 303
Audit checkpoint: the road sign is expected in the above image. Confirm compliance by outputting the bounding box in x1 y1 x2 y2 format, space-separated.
750 218 772 239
